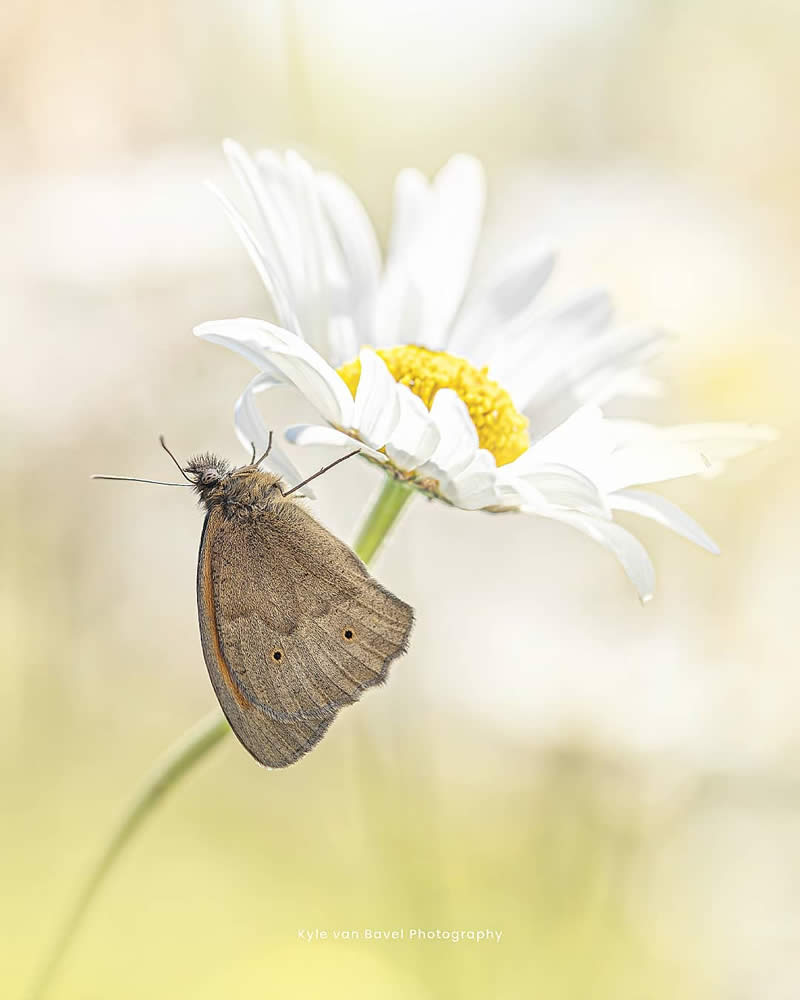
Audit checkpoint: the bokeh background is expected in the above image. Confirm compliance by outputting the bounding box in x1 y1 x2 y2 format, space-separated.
2 1 798 997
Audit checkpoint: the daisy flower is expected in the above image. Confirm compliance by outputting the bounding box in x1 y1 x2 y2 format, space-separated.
195 141 774 601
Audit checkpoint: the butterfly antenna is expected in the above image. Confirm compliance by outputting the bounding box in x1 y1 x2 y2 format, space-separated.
254 431 273 467
159 435 192 482
282 449 361 497
91 475 191 487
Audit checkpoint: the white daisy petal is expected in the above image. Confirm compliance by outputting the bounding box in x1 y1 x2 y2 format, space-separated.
195 318 354 427
547 511 656 603
317 171 381 344
384 383 441 470
243 148 328 344
491 479 531 510
284 150 330 354
195 316 286 370
513 326 665 434
441 449 499 510
599 440 712 494
374 265 424 349
511 404 609 477
253 149 301 254
388 167 433 258
284 424 387 462
603 419 777 456
326 315 360 372
422 155 486 348
582 366 664 413
352 348 401 449
656 422 777 467
234 373 312 495
379 156 485 351
549 289 615 331
448 248 557 360
207 182 300 335
375 173 430 350
560 329 665 409
223 139 294 293
488 289 614 384
609 489 719 554
512 462 610 519
419 388 479 480
518 407 762 496
375 169 430 350
229 146 357 367
233 370 281 452
498 478 546 511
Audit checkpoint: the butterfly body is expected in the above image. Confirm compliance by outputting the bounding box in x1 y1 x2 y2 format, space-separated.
188 456 414 768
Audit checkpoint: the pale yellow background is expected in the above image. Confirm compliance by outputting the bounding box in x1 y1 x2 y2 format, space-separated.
1 2 797 997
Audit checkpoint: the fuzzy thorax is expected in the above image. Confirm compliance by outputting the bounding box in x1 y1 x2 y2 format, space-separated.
185 455 286 515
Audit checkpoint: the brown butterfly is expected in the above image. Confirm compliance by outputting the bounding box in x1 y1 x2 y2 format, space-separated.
95 436 414 767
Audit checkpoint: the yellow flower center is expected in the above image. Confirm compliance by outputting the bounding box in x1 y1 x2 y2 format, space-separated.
337 345 529 467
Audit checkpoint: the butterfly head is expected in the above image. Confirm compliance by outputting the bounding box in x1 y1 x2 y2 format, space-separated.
184 453 232 503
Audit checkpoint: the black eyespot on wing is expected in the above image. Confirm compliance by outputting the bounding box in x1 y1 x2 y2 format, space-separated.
272 648 284 662
342 628 354 642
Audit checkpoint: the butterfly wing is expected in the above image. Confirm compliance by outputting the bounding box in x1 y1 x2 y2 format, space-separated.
197 504 414 768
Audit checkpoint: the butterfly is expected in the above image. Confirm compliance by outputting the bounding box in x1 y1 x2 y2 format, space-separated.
95 436 414 767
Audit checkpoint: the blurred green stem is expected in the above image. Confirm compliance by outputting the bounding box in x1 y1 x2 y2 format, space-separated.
25 472 413 1000
24 710 227 1000
353 475 414 564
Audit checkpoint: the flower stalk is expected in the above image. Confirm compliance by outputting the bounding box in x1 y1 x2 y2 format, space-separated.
25 477 413 1000
353 474 414 564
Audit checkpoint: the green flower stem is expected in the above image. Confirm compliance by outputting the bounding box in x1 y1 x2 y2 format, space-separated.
25 710 227 1000
353 475 414 565
26 472 413 1000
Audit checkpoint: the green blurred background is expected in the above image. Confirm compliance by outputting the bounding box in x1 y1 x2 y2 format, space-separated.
1 1 798 997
